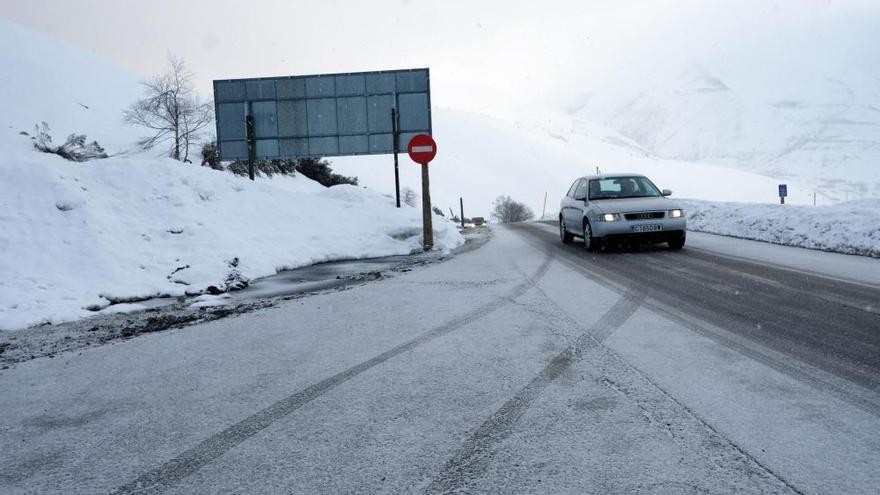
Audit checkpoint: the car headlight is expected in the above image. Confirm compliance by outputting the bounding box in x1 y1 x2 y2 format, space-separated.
598 213 621 222
668 209 684 218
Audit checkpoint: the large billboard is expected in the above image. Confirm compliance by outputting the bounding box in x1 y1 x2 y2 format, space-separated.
213 68 432 161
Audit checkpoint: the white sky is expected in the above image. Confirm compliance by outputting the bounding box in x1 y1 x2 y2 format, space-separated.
6 0 876 115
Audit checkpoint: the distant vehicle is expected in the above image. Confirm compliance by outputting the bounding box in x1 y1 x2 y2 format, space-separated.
461 217 486 229
559 174 686 250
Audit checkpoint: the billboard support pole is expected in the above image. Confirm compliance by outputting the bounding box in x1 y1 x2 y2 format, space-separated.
245 110 256 181
392 107 401 208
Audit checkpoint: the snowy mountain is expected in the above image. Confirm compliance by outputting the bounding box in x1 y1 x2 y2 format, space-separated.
570 67 880 201
563 5 880 202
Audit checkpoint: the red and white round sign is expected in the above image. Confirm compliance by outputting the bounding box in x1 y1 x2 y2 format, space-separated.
407 134 437 165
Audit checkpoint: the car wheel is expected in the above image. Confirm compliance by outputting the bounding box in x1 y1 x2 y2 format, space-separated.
583 221 600 251
560 217 573 244
668 234 686 250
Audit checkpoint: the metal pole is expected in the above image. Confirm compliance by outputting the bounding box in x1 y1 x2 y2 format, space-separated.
421 163 433 250
460 197 465 228
246 113 255 181
392 108 401 208
541 192 548 220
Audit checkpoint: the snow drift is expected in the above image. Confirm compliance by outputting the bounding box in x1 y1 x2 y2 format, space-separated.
683 199 880 258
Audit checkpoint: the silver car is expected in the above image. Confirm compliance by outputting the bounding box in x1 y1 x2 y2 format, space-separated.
559 174 686 250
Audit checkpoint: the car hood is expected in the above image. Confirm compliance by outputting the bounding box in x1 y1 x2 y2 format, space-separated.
590 197 679 213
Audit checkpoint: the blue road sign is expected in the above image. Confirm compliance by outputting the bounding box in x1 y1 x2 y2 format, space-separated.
778 184 788 197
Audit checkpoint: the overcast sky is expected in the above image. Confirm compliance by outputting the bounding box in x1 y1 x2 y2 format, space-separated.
3 0 877 114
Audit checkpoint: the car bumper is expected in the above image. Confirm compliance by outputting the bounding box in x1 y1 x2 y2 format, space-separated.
592 217 687 240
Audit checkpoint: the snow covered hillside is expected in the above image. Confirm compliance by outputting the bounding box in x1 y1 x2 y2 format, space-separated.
565 5 880 201
0 21 461 331
572 67 880 202
0 20 144 153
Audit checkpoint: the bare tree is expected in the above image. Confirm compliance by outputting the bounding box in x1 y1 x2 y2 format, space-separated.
123 54 213 162
491 195 535 223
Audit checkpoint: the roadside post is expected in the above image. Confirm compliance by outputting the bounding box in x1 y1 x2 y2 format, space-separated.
460 197 464 228
779 184 787 204
407 134 438 250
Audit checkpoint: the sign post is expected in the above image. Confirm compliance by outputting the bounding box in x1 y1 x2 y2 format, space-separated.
407 134 438 250
391 107 401 208
245 113 255 181
778 184 788 204
460 197 464 228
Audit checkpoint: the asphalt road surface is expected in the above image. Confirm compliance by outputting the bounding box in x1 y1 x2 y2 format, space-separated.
1 223 878 494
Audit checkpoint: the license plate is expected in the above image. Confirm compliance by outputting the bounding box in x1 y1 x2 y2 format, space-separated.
631 224 662 233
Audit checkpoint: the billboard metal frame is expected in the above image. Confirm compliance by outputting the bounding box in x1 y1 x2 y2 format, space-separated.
213 68 432 162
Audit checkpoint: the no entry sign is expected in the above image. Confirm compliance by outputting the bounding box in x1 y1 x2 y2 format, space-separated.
407 134 437 164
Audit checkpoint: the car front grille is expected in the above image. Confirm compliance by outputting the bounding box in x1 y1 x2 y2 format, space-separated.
624 211 665 220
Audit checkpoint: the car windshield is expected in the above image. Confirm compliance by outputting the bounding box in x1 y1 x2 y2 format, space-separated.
588 177 662 200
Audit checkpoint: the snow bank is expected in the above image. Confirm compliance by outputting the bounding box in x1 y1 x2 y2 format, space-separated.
0 148 462 331
682 199 880 258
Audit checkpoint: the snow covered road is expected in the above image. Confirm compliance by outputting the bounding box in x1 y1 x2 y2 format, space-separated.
1 225 878 494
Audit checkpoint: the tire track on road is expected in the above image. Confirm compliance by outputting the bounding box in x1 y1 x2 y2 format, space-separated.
511 222 880 417
427 225 803 494
424 290 645 494
111 254 553 495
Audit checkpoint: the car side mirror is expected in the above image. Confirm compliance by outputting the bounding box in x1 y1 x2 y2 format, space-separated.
574 194 587 202
662 189 672 196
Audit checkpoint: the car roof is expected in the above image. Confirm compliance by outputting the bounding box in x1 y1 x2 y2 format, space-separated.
575 173 648 181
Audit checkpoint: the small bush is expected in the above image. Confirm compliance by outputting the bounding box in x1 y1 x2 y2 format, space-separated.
201 141 222 170
32 122 107 162
228 159 298 177
221 153 357 187
296 158 358 187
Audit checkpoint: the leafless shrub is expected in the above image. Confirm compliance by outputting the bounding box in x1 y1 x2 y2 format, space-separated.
32 122 107 162
491 195 534 223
